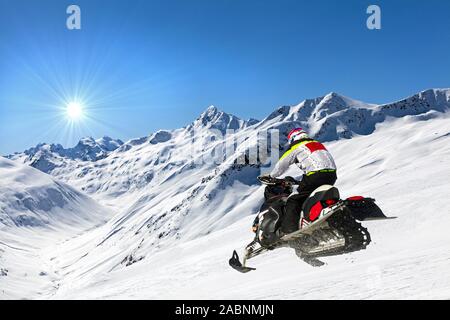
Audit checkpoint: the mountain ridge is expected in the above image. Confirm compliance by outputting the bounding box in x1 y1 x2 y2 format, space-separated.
7 88 450 168
4 88 450 208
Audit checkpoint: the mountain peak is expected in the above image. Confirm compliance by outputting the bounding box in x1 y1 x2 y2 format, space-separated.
324 91 341 98
98 135 113 142
205 105 218 113
189 105 250 133
78 137 96 146
96 136 124 151
321 92 352 104
198 105 221 120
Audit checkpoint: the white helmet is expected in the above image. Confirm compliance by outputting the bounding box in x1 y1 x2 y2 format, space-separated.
287 127 309 144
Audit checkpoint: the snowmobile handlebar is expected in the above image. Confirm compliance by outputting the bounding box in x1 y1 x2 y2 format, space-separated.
257 175 301 186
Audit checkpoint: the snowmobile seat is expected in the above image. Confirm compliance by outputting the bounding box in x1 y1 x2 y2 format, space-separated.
302 185 340 219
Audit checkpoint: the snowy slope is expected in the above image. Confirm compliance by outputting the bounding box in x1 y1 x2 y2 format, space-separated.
43 110 450 299
0 158 109 229
1 89 450 299
0 158 111 299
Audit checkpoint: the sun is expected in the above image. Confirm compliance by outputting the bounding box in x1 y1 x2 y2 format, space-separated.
66 102 84 120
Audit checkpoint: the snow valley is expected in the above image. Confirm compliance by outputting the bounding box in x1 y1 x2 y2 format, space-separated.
1 88 450 299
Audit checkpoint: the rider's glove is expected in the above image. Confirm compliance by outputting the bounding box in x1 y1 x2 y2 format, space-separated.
284 176 298 185
284 176 297 184
258 174 273 184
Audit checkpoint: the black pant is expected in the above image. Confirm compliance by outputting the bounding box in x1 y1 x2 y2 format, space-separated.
281 171 337 233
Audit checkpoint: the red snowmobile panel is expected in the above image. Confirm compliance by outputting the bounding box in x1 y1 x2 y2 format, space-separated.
347 196 365 201
309 201 323 221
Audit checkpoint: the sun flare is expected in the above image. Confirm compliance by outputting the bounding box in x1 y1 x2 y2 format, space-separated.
66 102 84 120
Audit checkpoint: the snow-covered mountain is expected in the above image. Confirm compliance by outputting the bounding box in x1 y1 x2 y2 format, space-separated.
187 105 260 133
1 88 450 299
0 157 109 229
262 88 450 142
0 158 110 298
8 89 449 206
6 136 124 173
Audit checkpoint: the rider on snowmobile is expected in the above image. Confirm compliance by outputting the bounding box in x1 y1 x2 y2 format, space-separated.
261 128 337 235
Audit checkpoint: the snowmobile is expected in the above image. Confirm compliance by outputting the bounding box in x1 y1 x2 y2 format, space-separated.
229 176 395 272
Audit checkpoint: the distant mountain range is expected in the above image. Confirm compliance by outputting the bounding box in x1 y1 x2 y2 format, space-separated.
7 88 449 176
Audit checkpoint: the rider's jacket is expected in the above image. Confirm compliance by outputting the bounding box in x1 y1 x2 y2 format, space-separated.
270 139 336 178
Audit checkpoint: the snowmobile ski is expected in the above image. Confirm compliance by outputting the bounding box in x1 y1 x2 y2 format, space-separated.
229 250 256 273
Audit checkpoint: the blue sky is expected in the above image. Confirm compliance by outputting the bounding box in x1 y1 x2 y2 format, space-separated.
0 0 449 154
